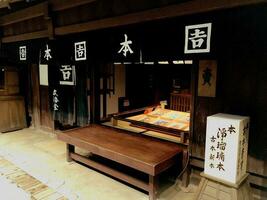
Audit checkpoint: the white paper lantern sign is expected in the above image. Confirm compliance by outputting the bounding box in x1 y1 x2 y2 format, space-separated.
204 113 249 184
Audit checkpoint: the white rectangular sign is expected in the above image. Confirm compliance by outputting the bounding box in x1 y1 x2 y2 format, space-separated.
39 64 48 86
204 113 249 184
184 23 212 54
19 46 27 61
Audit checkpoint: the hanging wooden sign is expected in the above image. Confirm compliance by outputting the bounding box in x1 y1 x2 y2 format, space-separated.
198 60 217 97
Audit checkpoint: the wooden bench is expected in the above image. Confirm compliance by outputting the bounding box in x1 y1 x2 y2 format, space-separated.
58 124 183 200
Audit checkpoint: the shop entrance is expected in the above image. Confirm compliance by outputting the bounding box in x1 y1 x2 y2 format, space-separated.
99 60 194 121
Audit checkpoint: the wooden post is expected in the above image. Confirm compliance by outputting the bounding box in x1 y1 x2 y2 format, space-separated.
181 149 190 187
31 64 41 129
66 144 75 162
149 175 157 200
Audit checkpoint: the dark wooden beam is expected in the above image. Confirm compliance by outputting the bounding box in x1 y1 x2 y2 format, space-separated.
0 2 47 26
51 0 97 11
44 2 54 39
55 0 267 35
1 30 48 43
46 19 54 40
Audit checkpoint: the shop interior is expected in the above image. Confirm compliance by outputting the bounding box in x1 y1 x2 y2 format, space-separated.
100 60 194 144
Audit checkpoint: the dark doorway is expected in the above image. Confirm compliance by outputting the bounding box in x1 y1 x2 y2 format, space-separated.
125 63 192 110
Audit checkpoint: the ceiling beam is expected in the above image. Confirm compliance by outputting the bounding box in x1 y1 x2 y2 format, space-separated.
1 30 48 43
0 0 23 9
0 0 97 26
51 0 97 11
0 2 47 26
55 0 267 36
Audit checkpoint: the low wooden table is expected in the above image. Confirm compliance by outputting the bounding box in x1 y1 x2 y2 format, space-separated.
58 124 182 200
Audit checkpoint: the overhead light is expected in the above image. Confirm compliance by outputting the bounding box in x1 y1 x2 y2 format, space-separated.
173 60 184 64
184 60 193 64
113 62 122 65
158 61 169 64
123 62 132 65
144 62 154 65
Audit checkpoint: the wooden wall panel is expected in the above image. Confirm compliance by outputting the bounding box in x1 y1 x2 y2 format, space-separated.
1 0 266 42
3 17 46 37
0 96 26 133
40 86 53 131
54 0 189 27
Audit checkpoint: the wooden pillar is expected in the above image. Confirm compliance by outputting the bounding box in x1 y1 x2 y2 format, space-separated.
149 175 157 200
66 144 75 162
31 64 41 129
181 148 190 187
90 62 100 123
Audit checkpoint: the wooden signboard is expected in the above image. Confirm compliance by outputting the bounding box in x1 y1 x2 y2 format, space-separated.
198 60 217 97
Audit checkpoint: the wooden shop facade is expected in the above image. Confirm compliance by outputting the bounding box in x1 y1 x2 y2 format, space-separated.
0 0 266 198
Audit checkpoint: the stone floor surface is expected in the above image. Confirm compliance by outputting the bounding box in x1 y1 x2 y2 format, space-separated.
0 128 199 200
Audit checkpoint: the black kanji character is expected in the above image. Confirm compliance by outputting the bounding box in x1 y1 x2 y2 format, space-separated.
217 162 225 171
202 67 212 86
228 125 236 134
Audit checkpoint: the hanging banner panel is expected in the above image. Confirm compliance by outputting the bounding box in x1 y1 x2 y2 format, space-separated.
40 42 55 65
110 28 141 63
19 46 27 61
59 65 76 86
39 64 49 86
74 41 87 61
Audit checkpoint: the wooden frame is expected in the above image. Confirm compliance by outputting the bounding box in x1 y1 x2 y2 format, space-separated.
112 106 190 145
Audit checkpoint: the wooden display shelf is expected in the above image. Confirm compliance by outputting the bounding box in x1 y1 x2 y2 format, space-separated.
112 106 190 146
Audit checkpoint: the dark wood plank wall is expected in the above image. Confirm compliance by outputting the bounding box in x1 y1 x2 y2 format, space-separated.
0 0 266 148
0 0 266 42
3 17 46 36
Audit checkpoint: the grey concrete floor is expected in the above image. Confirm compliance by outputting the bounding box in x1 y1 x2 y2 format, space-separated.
0 128 200 200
